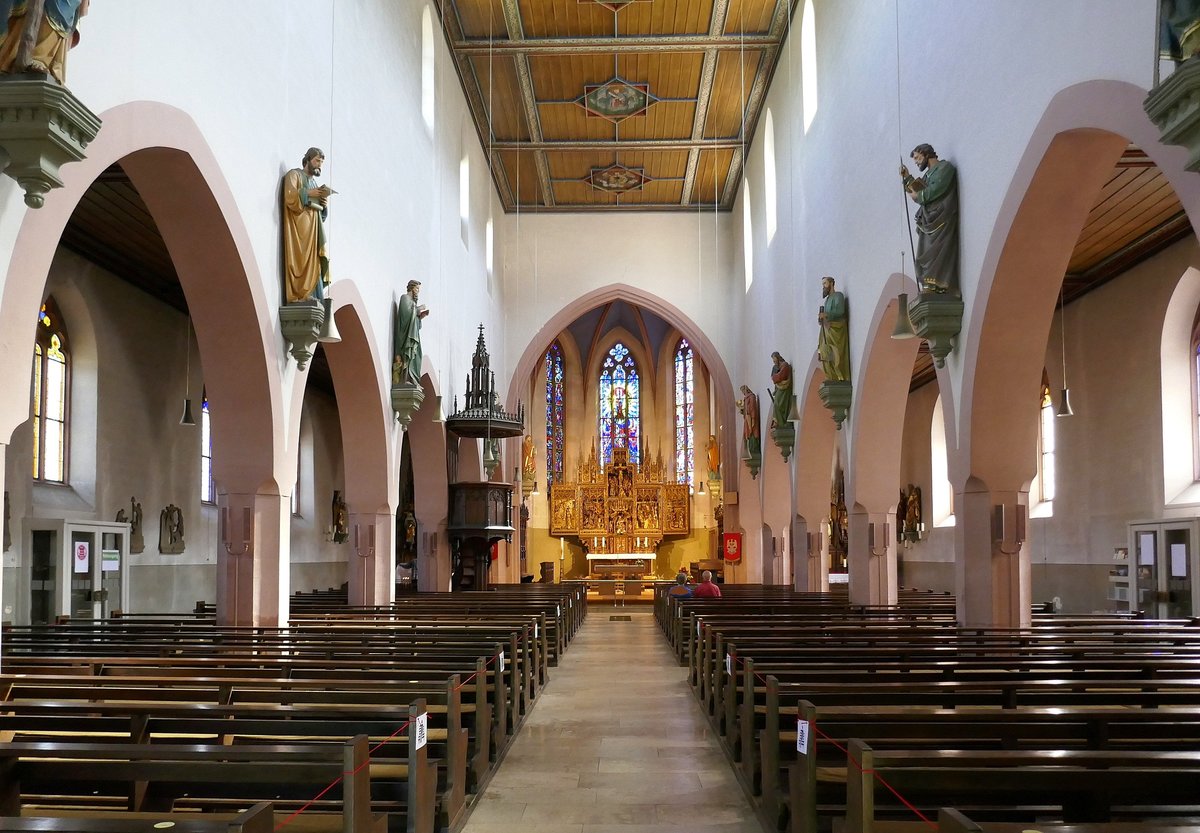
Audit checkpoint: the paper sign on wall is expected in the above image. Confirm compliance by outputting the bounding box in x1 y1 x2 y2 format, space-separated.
797 719 810 754
414 713 428 750
101 549 119 572
725 654 733 676
73 542 89 574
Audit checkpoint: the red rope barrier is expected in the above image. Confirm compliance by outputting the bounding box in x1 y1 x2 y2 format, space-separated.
273 712 418 832
730 655 936 830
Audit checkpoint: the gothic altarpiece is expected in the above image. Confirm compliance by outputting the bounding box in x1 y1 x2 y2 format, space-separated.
550 445 690 577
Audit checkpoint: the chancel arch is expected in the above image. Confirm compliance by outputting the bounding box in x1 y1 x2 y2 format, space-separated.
514 292 734 586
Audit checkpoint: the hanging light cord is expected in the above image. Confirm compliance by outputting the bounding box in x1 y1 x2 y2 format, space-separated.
184 318 192 400
1059 289 1068 388
895 0 916 268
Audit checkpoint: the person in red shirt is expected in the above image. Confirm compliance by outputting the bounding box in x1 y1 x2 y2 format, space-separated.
691 570 722 598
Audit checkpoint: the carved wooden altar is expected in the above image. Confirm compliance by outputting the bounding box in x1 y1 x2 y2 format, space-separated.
550 445 689 557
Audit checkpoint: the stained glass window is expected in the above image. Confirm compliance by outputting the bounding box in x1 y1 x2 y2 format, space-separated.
673 339 694 485
544 342 565 486
599 342 639 465
32 299 69 483
201 394 215 504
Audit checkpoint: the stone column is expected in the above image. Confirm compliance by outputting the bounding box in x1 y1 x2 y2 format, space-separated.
347 510 395 605
216 491 288 627
955 484 1030 628
847 507 898 607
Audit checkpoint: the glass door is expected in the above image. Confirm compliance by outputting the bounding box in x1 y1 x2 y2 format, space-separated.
69 530 95 620
30 530 55 626
99 530 123 618
1131 522 1198 619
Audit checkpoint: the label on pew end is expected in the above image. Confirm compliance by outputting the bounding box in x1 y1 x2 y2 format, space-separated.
499 650 506 672
535 622 539 639
415 715 429 753
796 719 810 754
557 604 561 616
725 653 733 676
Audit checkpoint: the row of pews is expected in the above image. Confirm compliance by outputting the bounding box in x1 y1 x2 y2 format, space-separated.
0 584 586 833
656 584 1200 833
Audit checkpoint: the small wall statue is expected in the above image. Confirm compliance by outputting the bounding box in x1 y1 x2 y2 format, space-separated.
158 503 185 554
736 384 762 479
521 435 536 481
706 434 720 481
1162 0 1200 65
768 352 793 429
0 0 90 85
899 143 959 296
898 484 924 546
817 277 850 382
282 147 332 305
392 279 429 387
331 489 348 544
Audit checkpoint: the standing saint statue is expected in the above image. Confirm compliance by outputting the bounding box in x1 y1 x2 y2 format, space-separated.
768 351 793 429
900 143 959 295
817 277 850 382
1162 1 1200 64
705 434 720 481
736 385 761 461
281 147 332 304
521 435 536 481
393 279 429 386
0 0 89 85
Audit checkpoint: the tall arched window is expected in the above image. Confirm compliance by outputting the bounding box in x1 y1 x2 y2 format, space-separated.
764 108 778 243
32 298 69 483
1032 376 1056 511
930 395 954 526
201 393 214 504
545 342 565 487
674 339 694 485
421 5 436 132
801 0 818 132
599 343 640 465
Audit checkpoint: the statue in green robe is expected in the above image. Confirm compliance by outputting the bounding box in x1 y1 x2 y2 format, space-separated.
393 280 429 387
817 277 850 382
900 143 959 295
768 351 792 429
1162 0 1200 64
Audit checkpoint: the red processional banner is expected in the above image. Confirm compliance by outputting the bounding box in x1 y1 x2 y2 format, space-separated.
722 532 742 563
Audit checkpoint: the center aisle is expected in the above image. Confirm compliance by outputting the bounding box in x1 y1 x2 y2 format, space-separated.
462 607 760 833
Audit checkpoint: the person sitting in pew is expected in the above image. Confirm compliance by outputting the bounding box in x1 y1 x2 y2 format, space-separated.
692 570 722 598
668 572 692 598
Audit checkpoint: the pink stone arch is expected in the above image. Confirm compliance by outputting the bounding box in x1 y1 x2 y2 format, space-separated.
961 80 1200 491
0 101 284 494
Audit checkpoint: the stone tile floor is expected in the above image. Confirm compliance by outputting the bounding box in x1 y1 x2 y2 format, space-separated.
460 606 760 833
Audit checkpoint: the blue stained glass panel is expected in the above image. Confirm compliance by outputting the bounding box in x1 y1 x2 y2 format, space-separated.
599 342 639 465
545 343 565 486
673 339 694 485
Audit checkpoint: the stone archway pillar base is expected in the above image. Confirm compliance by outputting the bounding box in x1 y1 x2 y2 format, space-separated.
955 486 1031 628
347 510 396 605
216 492 288 627
847 508 898 607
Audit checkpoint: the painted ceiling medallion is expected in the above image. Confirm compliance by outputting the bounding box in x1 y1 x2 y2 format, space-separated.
587 163 649 194
582 0 650 11
578 77 655 123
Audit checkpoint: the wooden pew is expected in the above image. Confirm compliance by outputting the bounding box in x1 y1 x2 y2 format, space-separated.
4 802 273 832
842 741 1200 833
0 734 410 833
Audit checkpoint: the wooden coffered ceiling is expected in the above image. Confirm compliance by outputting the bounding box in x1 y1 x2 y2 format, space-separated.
438 0 798 212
